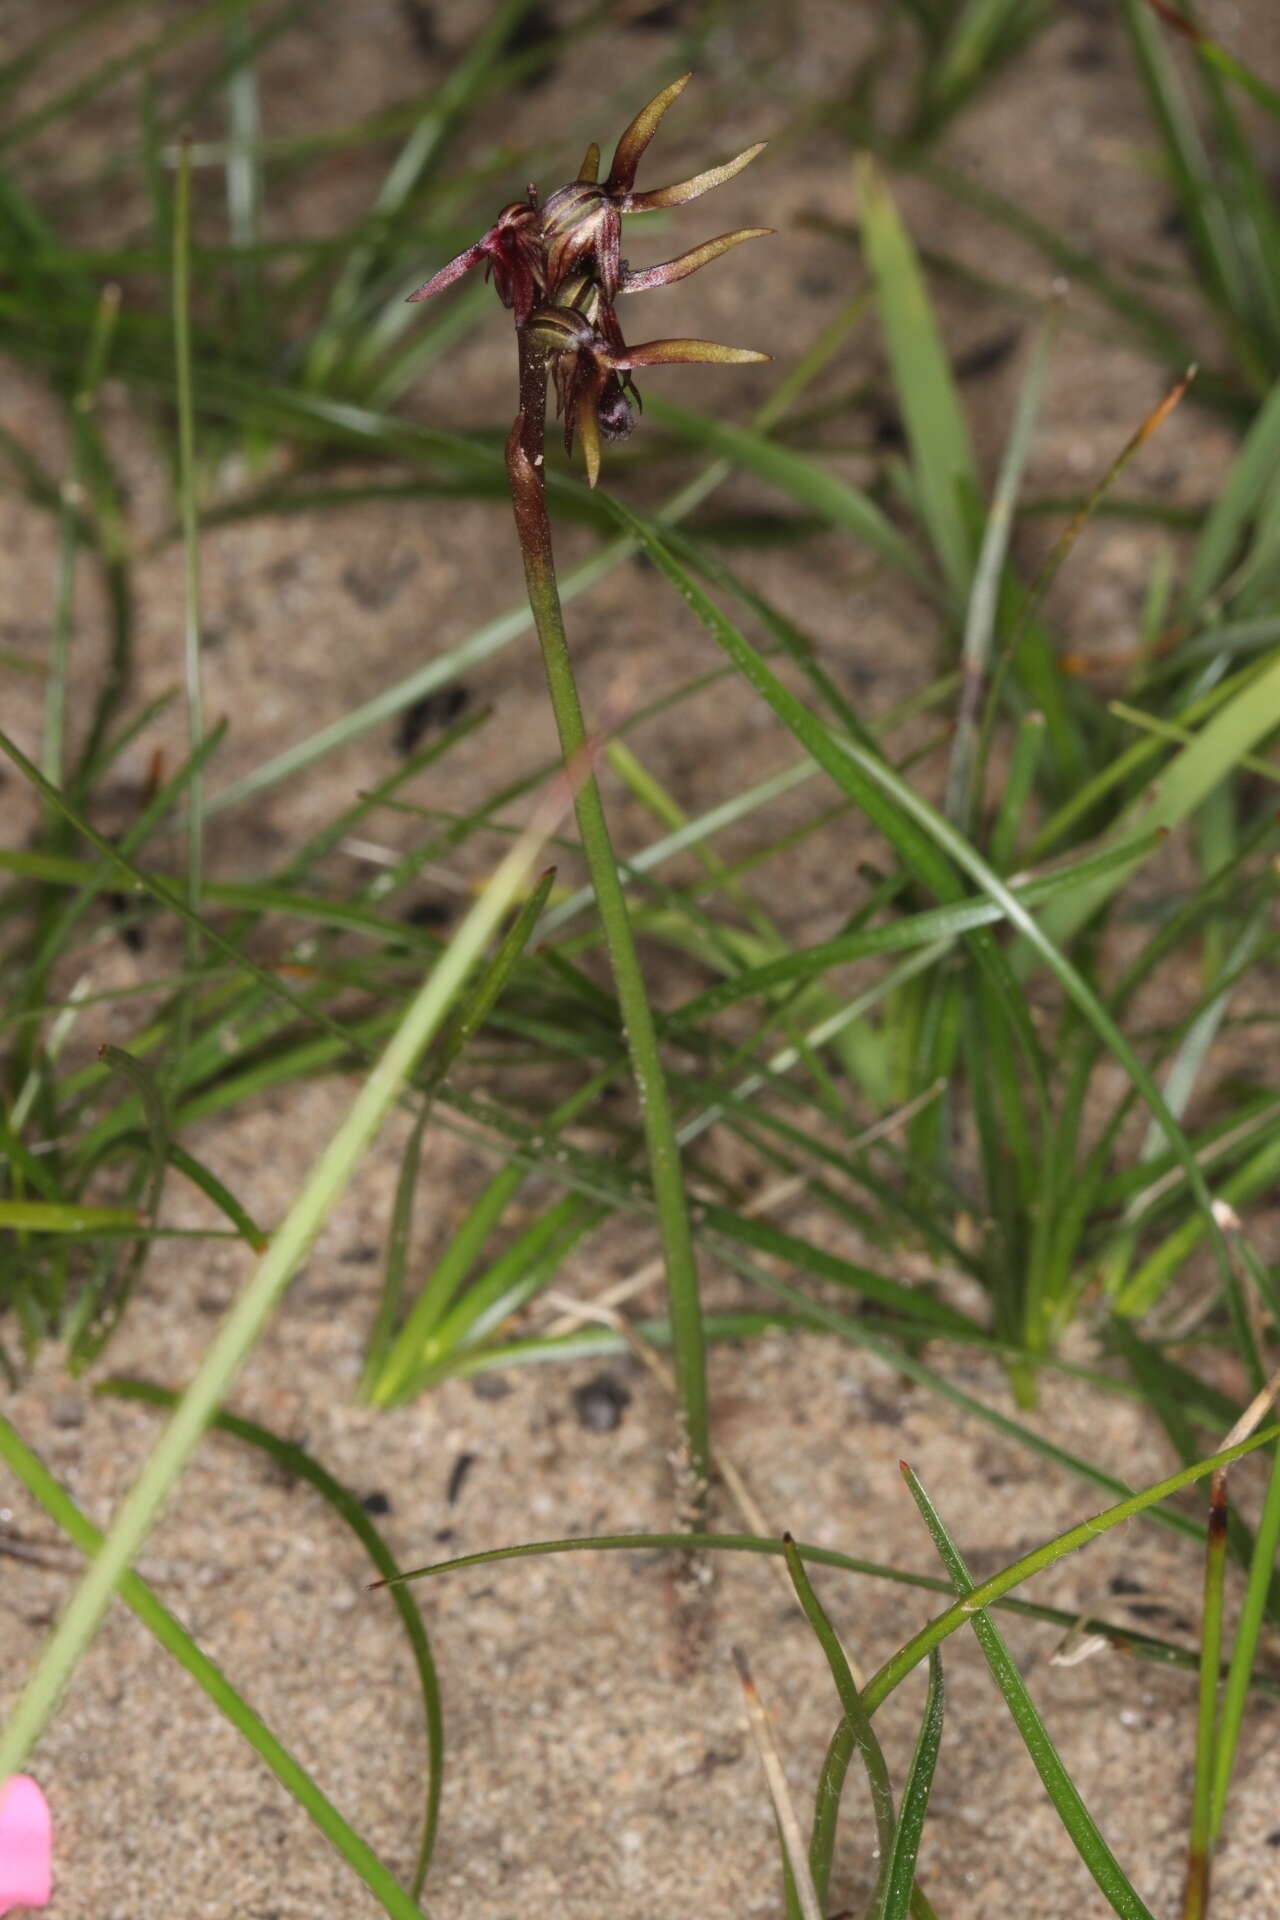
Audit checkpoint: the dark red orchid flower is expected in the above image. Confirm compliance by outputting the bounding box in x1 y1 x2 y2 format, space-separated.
406 73 771 484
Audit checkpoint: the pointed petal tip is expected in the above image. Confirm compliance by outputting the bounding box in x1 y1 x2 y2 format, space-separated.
607 70 696 193
619 226 773 294
624 141 768 212
404 241 488 303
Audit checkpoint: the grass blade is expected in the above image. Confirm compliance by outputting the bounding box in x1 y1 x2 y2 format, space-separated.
900 1463 1157 1919
857 153 978 604
1183 1463 1229 1919
876 1649 944 1920
782 1534 895 1908
0 1411 433 1919
96 1377 444 1899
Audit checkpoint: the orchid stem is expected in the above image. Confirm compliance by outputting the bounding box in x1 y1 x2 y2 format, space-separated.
506 328 709 1511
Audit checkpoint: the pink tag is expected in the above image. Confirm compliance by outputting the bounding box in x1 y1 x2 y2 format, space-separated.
0 1776 52 1914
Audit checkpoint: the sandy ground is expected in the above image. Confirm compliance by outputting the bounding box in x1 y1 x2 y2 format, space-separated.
3 0 1280 1914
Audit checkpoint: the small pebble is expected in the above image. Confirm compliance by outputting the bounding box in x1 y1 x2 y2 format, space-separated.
572 1373 631 1434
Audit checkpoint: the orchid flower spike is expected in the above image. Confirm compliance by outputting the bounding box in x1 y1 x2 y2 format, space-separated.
407 74 771 484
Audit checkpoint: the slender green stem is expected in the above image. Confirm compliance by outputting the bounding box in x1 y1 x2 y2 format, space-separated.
174 131 205 911
505 328 708 1503
173 131 206 1094
43 282 120 802
1210 1439 1280 1835
1183 1467 1229 1919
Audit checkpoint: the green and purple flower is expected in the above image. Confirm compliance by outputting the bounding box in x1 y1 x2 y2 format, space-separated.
408 73 770 485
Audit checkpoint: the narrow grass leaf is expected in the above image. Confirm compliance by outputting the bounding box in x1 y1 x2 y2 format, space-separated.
1211 1440 1280 1835
857 154 978 604
1184 1466 1230 1919
360 1101 431 1395
946 312 1054 829
0 1202 142 1233
901 1464 1156 1920
876 1649 944 1920
96 1377 443 1897
0 1412 434 1920
782 1534 895 1908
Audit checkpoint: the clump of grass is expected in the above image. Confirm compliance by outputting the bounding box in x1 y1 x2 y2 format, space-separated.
379 1416 1280 1915
1 0 1278 1541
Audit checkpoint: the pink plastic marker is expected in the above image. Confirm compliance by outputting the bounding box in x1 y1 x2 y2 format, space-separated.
0 1776 52 1915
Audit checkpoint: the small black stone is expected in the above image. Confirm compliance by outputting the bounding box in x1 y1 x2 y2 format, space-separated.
107 890 147 952
870 406 905 449
955 330 1021 382
397 0 438 59
471 1373 513 1401
572 1372 631 1434
396 685 470 756
361 1490 392 1515
338 1243 380 1266
627 1 685 27
1066 36 1109 71
446 1451 477 1506
403 896 453 931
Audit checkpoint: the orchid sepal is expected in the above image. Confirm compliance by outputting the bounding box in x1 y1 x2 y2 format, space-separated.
609 338 772 369
606 72 692 194
623 141 766 213
620 227 774 294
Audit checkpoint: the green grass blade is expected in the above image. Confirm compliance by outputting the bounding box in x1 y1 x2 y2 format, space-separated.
1181 377 1280 620
0 1411 434 1918
96 1378 444 1898
671 828 1164 1023
857 154 978 604
1210 1439 1280 1835
946 313 1053 829
164 1141 267 1249
900 1463 1156 1919
0 1202 142 1232
781 1535 895 1908
1184 1464 1229 1918
876 1649 944 1920
861 1427 1279 1716
360 1101 431 1395
421 867 556 1089
371 1508 1280 1696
